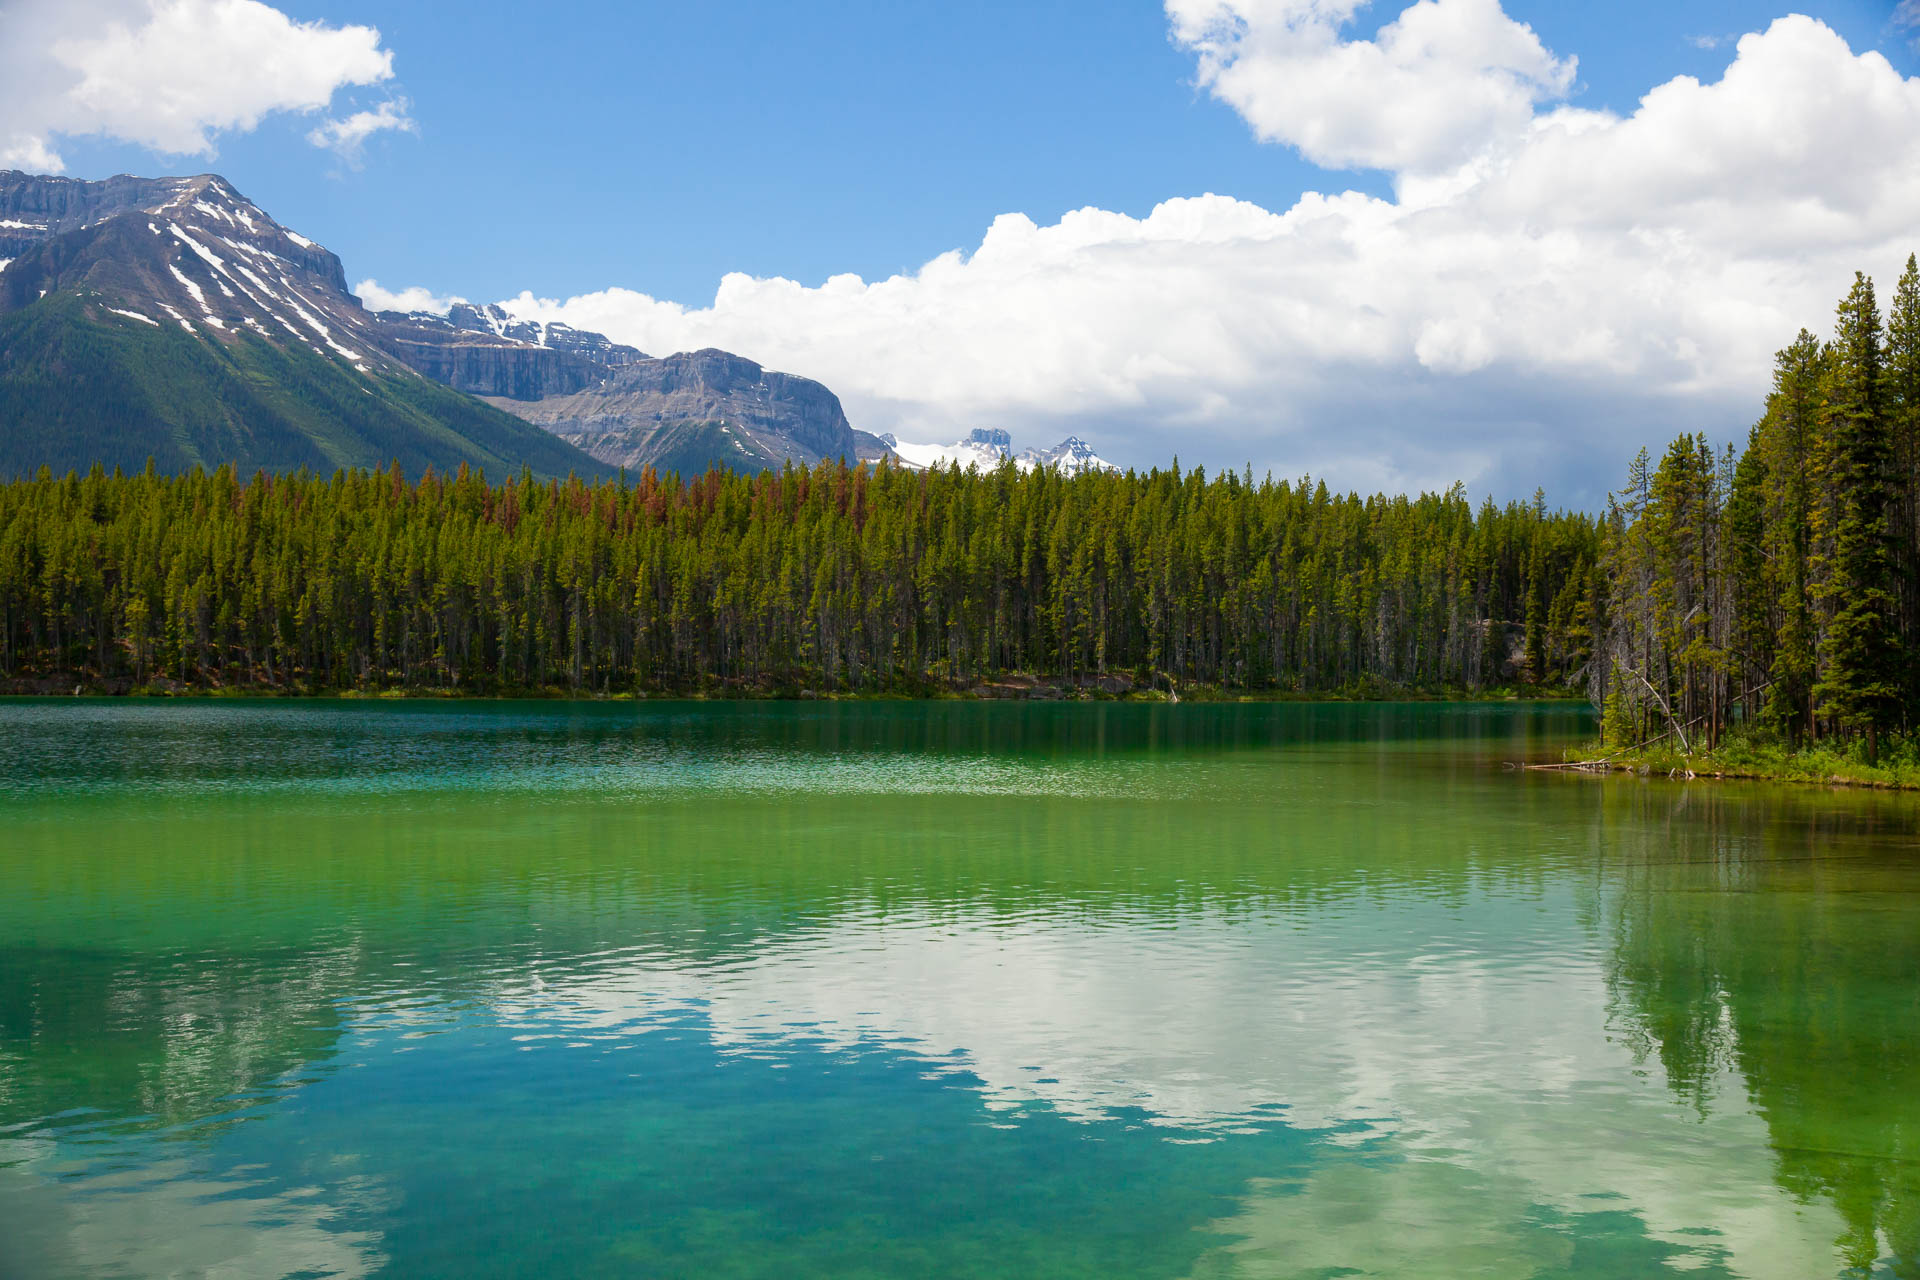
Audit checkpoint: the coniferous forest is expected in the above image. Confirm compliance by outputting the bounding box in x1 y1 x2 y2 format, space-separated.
1 257 1915 758
1593 256 1918 765
0 458 1600 699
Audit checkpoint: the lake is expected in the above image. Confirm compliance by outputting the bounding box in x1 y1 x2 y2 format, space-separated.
1 700 1915 1278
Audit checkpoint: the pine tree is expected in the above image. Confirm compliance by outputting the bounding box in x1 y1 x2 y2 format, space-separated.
1724 431 1771 711
1885 254 1920 722
1816 273 1903 762
1757 332 1826 746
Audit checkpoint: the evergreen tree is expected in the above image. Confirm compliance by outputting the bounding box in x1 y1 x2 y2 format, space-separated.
1757 332 1826 745
1885 254 1920 720
1815 274 1902 761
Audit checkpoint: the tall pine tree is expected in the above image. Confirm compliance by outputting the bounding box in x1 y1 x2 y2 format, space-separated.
1815 274 1902 761
1757 332 1826 745
1885 254 1920 721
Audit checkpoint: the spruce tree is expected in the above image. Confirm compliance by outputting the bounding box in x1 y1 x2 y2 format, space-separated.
1758 332 1826 745
1724 431 1770 712
1815 273 1903 762
1886 254 1920 721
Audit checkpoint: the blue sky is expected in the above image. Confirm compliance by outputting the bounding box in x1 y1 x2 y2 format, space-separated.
39 0 1917 305
7 0 1920 500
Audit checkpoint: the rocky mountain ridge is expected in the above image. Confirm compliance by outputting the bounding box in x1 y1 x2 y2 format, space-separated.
383 301 891 472
484 346 893 473
372 301 649 401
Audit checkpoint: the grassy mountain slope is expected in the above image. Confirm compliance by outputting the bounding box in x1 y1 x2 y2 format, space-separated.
0 293 612 480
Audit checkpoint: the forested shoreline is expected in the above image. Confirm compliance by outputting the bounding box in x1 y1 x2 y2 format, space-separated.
0 454 1599 700
2 258 1914 755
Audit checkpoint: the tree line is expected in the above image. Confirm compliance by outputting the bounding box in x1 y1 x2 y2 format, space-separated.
0 455 1600 698
1594 256 1918 762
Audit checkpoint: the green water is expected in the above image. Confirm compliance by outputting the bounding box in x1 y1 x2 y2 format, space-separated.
0 701 1915 1279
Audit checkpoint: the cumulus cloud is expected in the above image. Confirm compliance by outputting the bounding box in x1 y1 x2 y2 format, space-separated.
475 12 1920 504
352 279 461 315
0 0 401 171
308 99 416 164
1165 0 1576 176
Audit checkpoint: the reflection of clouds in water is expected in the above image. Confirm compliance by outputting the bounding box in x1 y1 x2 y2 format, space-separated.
493 894 1846 1279
0 1147 386 1279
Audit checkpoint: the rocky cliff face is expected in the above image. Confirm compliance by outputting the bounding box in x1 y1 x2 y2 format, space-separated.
374 312 608 400
488 348 893 473
371 302 650 401
444 303 646 369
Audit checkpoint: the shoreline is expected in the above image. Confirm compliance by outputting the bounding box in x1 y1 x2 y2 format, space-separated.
0 677 1588 707
1541 742 1920 793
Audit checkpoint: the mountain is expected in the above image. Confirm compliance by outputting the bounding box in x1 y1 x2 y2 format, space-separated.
0 171 612 480
885 428 1119 476
0 171 891 482
1020 436 1118 476
382 304 893 474
474 347 895 473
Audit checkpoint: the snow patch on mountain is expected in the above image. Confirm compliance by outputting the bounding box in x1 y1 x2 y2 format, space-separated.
884 428 1118 475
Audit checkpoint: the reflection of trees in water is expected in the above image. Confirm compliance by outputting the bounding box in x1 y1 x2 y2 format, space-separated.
1597 783 1920 1276
0 944 353 1136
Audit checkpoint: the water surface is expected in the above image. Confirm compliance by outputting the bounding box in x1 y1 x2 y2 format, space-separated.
1 700 1916 1278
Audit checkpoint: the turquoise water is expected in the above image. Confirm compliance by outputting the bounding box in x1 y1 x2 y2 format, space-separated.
1 700 1916 1278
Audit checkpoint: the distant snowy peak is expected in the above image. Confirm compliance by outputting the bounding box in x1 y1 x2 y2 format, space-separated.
883 428 1118 475
1020 435 1116 477
884 428 1012 472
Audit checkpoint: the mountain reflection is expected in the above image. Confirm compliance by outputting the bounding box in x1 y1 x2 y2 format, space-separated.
2 701 1916 1277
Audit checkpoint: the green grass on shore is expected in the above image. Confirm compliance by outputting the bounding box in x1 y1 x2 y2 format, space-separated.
1566 728 1920 791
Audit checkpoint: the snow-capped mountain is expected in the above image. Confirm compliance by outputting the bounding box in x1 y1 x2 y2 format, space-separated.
0 168 893 479
0 169 606 479
882 428 1119 476
1020 436 1117 476
0 171 394 371
883 428 1014 472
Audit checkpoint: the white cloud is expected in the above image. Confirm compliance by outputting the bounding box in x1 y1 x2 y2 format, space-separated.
486 13 1920 504
1165 0 1576 177
307 99 415 164
0 0 399 172
1686 34 1725 50
353 278 461 315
